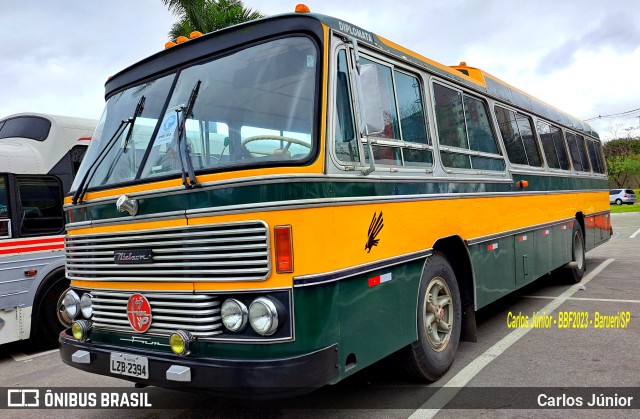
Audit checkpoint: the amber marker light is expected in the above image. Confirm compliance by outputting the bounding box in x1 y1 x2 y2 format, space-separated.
295 4 311 13
189 31 203 39
165 41 176 49
516 180 529 189
274 225 294 273
176 36 189 44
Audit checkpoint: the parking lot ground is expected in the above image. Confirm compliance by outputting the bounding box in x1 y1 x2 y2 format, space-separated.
0 213 638 419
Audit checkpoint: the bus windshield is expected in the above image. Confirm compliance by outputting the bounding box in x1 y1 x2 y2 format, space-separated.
72 36 318 192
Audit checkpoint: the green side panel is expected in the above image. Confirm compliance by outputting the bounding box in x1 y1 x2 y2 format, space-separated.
533 226 556 278
584 215 597 252
554 222 573 268
470 236 516 309
511 174 609 192
514 230 535 286
335 261 424 377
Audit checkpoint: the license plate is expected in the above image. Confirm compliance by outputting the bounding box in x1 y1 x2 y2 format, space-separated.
110 352 149 379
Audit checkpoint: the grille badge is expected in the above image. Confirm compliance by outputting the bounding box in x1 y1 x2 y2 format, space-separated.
114 249 153 264
127 293 152 333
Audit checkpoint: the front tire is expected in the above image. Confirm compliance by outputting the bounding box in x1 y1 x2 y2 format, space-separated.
403 252 461 382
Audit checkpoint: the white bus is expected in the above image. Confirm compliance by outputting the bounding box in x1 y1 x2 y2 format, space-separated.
0 113 96 346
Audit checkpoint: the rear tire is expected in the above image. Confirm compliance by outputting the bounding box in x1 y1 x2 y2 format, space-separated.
402 252 461 382
615 199 622 205
555 220 586 284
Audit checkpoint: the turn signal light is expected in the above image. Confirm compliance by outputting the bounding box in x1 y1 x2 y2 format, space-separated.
516 180 529 189
274 225 294 273
295 4 311 13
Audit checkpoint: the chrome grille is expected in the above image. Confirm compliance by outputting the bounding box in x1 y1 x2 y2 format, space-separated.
65 221 270 281
90 291 222 337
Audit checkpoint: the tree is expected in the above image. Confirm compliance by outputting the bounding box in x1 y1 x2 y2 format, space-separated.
163 0 264 39
603 137 640 187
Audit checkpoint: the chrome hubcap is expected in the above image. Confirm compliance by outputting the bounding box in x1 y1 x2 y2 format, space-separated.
424 277 453 352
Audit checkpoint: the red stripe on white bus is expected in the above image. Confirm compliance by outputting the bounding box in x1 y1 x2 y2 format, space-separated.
0 243 64 255
0 236 64 248
0 236 65 255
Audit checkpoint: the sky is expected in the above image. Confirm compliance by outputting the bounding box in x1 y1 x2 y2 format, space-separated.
1 0 639 140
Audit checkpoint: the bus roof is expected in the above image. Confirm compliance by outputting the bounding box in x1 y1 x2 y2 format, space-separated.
105 11 598 139
0 112 96 175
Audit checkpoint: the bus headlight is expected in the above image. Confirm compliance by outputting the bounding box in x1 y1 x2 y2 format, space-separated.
80 293 93 318
221 299 248 332
71 320 92 340
62 290 81 320
169 330 192 355
248 297 279 336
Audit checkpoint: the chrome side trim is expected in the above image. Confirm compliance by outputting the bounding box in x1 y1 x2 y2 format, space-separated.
466 217 575 246
294 248 433 287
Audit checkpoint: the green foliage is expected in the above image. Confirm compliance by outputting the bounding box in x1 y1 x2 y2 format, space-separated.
163 0 264 39
603 137 640 187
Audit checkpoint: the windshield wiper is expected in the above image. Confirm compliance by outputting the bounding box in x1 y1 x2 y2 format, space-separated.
72 96 146 204
123 96 145 153
175 80 201 188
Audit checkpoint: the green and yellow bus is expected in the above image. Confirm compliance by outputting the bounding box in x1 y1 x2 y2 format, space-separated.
58 5 610 395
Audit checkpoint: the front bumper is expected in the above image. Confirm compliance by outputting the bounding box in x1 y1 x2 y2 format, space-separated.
59 331 339 397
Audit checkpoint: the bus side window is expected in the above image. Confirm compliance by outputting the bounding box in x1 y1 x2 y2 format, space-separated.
495 106 542 167
355 56 431 168
433 83 503 171
575 134 592 172
565 132 584 172
537 121 571 170
591 141 606 174
586 139 602 173
17 177 64 236
334 49 359 163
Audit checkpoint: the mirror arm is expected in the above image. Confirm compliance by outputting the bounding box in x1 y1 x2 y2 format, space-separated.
362 139 376 175
349 36 363 75
347 36 376 175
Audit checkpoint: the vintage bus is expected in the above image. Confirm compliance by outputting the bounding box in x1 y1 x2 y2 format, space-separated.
58 5 610 394
0 112 95 347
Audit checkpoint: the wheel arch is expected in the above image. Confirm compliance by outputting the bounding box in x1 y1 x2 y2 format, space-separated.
432 235 477 342
574 211 585 234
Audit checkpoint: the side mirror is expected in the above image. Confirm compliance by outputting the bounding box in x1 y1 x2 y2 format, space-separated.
358 64 385 136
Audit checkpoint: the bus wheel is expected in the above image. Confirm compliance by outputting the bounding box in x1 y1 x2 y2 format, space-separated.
555 221 586 284
403 252 461 382
32 273 70 348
